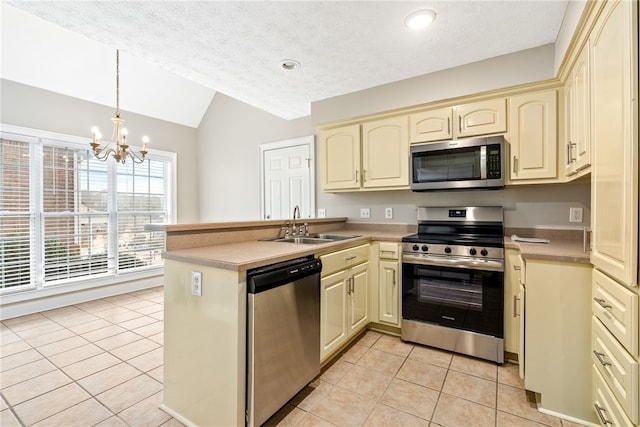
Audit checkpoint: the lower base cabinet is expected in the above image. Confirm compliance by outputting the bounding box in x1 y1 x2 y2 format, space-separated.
320 245 370 362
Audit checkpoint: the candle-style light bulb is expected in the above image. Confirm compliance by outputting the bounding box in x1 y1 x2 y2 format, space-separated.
142 136 149 152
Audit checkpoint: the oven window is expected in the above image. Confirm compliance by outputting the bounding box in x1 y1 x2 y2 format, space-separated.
418 275 482 311
413 146 481 183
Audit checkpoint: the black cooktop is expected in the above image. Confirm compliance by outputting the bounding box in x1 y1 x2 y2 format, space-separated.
403 221 504 248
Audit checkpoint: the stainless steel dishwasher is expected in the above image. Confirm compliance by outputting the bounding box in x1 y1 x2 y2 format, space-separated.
246 256 322 427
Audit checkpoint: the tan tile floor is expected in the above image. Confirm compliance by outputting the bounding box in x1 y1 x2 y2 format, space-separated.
1 288 583 427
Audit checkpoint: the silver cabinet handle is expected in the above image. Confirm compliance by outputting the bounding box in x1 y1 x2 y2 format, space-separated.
513 156 519 173
345 255 357 261
569 142 577 162
514 295 521 317
447 117 451 135
594 297 612 310
458 115 462 133
566 143 571 165
593 350 612 367
594 404 613 425
354 169 359 184
513 265 521 271
583 227 591 253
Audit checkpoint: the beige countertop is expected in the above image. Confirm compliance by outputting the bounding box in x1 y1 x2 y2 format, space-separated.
162 224 592 271
162 228 412 271
505 236 591 264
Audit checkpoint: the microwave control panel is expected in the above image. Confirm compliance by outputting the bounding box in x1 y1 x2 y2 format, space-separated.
486 144 502 179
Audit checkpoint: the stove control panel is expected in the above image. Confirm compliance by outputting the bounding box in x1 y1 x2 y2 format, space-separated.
402 242 504 259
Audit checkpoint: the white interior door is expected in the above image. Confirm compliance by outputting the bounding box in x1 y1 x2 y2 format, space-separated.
261 136 315 220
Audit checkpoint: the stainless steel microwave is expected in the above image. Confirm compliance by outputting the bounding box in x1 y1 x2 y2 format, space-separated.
410 136 505 191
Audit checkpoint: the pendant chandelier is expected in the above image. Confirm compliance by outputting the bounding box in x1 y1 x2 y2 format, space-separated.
90 49 148 164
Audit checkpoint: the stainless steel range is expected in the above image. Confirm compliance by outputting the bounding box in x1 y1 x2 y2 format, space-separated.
401 206 505 363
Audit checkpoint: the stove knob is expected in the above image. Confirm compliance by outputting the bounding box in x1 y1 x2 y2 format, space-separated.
469 248 477 255
444 247 452 254
412 245 419 251
481 249 488 256
421 245 429 252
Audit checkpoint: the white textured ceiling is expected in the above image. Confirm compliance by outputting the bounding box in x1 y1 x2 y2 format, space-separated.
2 1 569 126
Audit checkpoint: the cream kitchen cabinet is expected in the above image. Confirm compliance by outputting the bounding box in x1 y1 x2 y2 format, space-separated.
504 248 523 356
589 0 638 288
320 124 361 191
374 242 401 328
564 42 591 178
523 258 595 423
320 117 409 192
507 90 558 182
320 244 370 362
409 98 507 143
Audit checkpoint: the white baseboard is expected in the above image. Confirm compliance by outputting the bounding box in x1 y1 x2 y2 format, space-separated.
0 273 164 320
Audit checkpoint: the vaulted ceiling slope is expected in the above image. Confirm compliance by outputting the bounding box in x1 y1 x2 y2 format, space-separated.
1 1 569 128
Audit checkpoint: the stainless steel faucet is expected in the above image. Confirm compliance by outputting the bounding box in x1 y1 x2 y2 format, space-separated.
292 205 300 235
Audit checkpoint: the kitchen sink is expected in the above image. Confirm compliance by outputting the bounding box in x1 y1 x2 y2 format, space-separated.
306 233 361 241
263 233 361 244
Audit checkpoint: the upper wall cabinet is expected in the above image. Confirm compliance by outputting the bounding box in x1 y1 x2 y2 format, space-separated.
507 90 558 181
320 124 361 191
564 42 592 178
320 117 409 192
409 98 507 144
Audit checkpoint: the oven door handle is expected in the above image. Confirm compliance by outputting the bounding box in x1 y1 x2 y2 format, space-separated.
402 254 504 272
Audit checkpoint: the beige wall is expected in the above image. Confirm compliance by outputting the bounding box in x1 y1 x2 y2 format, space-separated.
0 79 199 223
196 92 312 221
310 44 556 126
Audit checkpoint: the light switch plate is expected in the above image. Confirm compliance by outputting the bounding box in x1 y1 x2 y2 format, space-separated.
360 208 371 218
385 207 393 219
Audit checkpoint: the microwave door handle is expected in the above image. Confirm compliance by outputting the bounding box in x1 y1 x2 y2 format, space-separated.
480 146 487 179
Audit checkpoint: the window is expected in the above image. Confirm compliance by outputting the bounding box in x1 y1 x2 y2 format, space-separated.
0 127 175 293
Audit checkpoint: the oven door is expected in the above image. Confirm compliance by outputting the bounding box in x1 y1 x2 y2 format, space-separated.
402 262 504 338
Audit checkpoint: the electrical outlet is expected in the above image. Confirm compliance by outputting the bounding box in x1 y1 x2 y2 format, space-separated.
317 208 326 218
360 208 371 218
385 207 393 219
191 271 202 296
569 207 583 223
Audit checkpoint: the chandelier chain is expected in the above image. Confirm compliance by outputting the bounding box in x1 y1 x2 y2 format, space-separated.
116 49 120 118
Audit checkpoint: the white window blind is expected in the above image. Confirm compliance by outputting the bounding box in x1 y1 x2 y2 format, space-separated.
0 128 174 293
0 139 34 290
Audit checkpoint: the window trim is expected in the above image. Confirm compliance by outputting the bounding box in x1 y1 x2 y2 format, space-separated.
0 124 176 301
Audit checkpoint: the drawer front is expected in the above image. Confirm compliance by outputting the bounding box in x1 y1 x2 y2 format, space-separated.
320 244 369 277
593 366 635 427
592 269 639 355
592 317 639 423
378 242 399 260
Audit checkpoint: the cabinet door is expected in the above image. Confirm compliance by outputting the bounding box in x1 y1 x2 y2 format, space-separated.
348 262 369 335
320 125 361 191
361 117 409 188
590 0 638 286
508 90 558 180
571 43 591 172
320 270 348 361
455 98 507 138
504 249 522 354
378 260 399 326
409 108 453 143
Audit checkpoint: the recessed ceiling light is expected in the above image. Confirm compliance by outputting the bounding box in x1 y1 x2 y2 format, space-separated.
405 9 437 31
280 59 301 71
